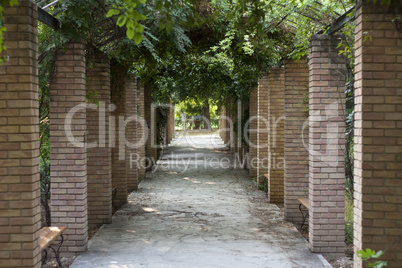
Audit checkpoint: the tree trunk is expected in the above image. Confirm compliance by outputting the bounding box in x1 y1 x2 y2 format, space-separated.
202 99 211 129
194 120 200 130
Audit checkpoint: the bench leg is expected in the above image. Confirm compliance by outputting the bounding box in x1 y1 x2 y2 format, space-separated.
42 248 48 265
298 204 309 231
48 234 64 268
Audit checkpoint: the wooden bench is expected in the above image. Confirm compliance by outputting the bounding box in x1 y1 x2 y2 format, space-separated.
297 198 310 230
40 226 66 267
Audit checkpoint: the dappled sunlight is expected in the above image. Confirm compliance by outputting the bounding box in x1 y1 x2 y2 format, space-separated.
182 177 201 184
110 265 126 268
142 207 159 212
140 239 152 245
157 247 172 252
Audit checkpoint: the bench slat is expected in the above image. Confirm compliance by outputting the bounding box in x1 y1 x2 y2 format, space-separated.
40 226 66 250
298 198 310 210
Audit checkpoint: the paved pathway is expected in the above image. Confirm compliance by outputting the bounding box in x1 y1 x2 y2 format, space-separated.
71 131 329 268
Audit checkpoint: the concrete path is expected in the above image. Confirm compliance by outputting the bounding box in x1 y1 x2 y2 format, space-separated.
71 131 330 268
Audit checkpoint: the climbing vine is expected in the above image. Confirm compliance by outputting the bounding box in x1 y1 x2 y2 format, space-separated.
0 0 18 62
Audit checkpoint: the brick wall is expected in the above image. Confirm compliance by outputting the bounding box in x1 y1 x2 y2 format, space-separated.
308 34 346 255
125 75 138 192
284 59 309 222
354 1 402 266
136 83 146 181
111 64 128 209
86 49 112 230
268 67 285 204
257 76 269 184
249 87 258 177
49 42 88 256
0 1 41 266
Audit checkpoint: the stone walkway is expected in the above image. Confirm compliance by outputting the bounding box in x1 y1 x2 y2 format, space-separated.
71 131 330 268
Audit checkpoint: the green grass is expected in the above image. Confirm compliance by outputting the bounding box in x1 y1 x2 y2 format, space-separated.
345 193 354 244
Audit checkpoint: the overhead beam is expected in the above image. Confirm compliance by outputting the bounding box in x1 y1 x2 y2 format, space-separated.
38 6 61 30
318 7 355 35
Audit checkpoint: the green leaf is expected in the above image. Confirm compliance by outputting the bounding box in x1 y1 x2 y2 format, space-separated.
138 14 147 20
106 9 120 18
117 15 127 27
127 28 135 39
135 24 144 33
372 250 385 259
134 32 143 45
127 20 134 29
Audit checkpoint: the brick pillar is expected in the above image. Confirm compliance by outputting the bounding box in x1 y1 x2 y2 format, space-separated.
0 1 41 267
86 49 112 229
170 105 175 141
267 67 285 204
220 107 227 144
257 76 269 183
309 34 346 255
166 102 171 144
166 107 170 144
229 101 236 152
225 101 234 150
50 42 88 256
240 100 250 168
144 84 154 168
125 75 138 192
249 87 258 177
167 103 174 143
284 59 309 222
111 64 128 209
136 83 146 181
354 1 402 266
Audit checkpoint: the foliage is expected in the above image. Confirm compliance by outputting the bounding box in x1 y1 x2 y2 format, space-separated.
155 106 168 153
1 0 364 225
106 0 147 44
335 10 356 200
254 175 268 192
0 0 18 61
345 194 353 244
233 106 250 147
357 249 387 268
